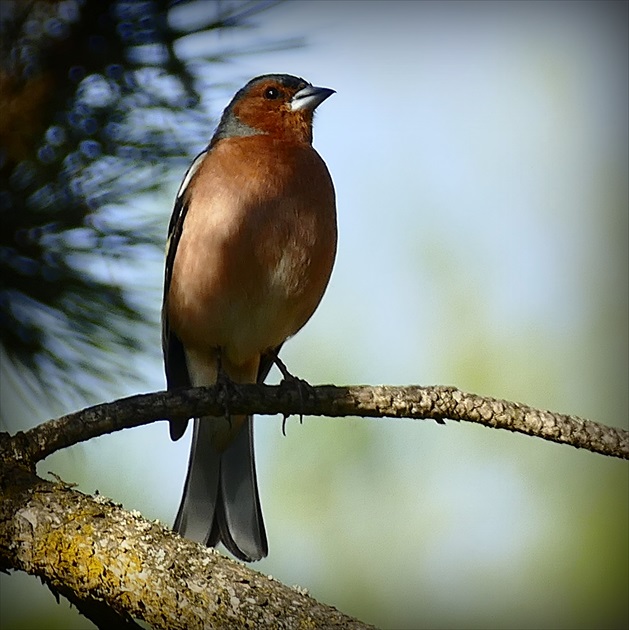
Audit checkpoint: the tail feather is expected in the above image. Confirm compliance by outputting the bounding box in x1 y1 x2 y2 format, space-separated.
173 415 267 561
215 415 267 561
173 417 220 543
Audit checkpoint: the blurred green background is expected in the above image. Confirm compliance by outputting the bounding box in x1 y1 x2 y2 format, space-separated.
1 1 627 629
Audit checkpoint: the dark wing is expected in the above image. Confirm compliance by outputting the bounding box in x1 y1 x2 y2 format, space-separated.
162 151 207 439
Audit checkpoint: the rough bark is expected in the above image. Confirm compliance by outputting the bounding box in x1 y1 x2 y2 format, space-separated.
0 459 372 629
7 384 629 466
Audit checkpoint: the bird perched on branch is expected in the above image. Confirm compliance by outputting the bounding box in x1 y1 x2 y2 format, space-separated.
162 74 337 561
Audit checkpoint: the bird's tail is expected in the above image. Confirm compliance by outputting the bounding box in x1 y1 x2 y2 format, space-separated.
173 415 268 562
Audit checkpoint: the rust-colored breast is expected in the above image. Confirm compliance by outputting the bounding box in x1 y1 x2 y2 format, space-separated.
166 135 336 369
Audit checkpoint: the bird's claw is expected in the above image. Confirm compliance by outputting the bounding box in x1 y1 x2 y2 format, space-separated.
272 353 313 431
216 358 239 426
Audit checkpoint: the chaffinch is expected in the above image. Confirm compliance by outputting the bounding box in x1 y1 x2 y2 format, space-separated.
162 74 337 561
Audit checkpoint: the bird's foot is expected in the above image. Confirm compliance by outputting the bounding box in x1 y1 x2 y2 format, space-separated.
272 353 314 435
216 357 240 426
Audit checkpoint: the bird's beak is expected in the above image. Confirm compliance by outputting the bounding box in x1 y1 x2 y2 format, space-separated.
290 85 335 112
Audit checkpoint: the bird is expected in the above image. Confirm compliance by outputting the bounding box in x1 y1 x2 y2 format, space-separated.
161 74 337 561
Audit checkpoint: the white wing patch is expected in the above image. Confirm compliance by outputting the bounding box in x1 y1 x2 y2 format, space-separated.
176 151 207 199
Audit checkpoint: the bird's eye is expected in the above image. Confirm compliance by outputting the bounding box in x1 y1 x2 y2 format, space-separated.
264 87 280 100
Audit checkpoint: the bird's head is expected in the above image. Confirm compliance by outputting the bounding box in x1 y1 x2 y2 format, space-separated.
212 74 334 145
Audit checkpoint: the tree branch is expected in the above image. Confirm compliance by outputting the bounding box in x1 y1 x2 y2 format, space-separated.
4 384 628 465
0 464 372 630
1 383 626 628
